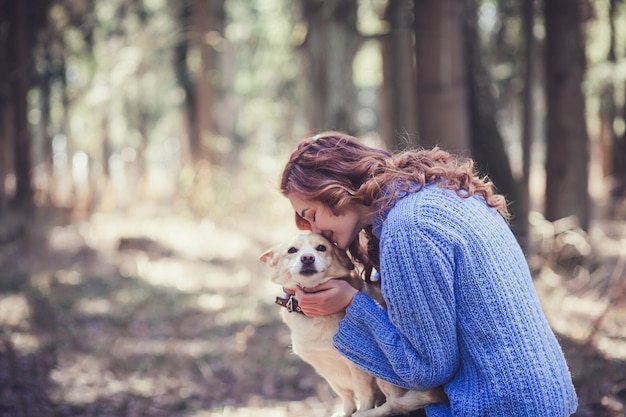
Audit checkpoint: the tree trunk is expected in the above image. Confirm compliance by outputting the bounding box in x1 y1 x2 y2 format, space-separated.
544 0 590 230
60 53 77 206
381 0 418 150
38 36 54 205
301 0 359 135
616 84 626 209
413 0 470 154
173 0 195 166
8 0 33 211
610 0 626 211
193 0 213 160
600 0 616 181
519 0 536 245
0 0 10 209
0 108 11 210
463 0 521 231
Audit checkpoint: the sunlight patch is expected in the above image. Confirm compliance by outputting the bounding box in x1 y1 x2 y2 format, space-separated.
197 293 226 311
0 294 31 327
111 337 214 359
74 297 112 316
9 332 41 354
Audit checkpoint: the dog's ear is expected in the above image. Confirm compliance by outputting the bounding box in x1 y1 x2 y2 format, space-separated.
327 249 355 277
337 251 355 271
259 248 278 266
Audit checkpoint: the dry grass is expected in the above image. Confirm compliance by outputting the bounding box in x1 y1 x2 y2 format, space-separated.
0 200 625 416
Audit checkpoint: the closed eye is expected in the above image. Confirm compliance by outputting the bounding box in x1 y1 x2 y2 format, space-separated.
316 244 327 252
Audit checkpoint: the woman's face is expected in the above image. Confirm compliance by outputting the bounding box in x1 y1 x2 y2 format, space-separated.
288 193 372 250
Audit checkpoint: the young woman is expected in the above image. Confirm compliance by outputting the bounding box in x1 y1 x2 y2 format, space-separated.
279 131 577 416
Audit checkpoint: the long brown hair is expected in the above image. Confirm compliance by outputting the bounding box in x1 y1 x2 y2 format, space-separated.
280 131 509 279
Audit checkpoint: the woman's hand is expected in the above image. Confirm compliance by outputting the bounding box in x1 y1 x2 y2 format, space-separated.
294 280 358 316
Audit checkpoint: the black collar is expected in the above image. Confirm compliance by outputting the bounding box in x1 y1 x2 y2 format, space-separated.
275 294 305 315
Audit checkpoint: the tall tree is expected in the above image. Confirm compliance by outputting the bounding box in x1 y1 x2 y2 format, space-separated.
1 0 53 211
463 0 521 231
413 0 470 154
193 0 214 160
173 0 195 164
611 0 626 211
519 0 536 244
174 0 224 164
544 0 590 230
8 0 34 210
301 0 359 134
0 0 11 209
600 0 617 183
380 0 417 150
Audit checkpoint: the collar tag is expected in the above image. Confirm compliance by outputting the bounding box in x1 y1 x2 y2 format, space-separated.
275 294 304 315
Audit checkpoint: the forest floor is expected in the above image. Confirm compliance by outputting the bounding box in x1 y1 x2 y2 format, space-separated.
0 199 625 417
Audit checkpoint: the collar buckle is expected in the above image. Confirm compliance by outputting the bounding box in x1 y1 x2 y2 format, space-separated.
275 294 305 315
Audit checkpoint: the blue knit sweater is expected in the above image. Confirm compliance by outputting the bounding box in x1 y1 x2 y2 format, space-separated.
333 184 577 416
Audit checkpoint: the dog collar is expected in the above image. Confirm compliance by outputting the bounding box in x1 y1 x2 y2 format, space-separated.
275 294 305 315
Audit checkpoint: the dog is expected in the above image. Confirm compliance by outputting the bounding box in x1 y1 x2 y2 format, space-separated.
260 233 446 417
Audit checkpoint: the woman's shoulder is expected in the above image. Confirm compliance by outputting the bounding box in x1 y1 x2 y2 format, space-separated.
384 183 503 235
400 183 497 213
389 183 464 219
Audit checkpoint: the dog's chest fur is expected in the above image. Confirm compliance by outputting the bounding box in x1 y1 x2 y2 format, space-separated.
281 310 344 355
281 309 364 397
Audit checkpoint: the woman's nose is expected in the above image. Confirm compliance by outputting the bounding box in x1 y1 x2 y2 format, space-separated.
310 223 321 234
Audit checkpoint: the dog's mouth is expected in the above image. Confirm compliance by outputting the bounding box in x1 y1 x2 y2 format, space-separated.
298 266 318 276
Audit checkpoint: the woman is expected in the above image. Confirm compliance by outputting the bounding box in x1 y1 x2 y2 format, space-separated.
279 131 577 416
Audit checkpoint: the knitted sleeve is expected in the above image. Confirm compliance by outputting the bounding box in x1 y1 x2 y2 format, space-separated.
334 217 459 391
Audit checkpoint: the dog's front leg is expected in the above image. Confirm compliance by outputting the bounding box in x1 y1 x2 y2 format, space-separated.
325 380 357 417
329 398 357 417
347 362 380 412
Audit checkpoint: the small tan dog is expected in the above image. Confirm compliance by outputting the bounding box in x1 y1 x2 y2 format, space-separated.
260 233 445 417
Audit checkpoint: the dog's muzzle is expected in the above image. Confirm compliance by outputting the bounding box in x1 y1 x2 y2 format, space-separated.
299 254 318 276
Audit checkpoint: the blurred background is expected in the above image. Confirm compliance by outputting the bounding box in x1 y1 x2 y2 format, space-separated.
0 0 625 416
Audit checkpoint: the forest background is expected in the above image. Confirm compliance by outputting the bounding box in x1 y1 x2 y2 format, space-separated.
1 0 626 416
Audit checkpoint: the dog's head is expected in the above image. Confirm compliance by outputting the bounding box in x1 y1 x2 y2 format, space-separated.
259 233 355 290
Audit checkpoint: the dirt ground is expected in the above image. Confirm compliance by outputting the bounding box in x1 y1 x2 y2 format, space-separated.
0 201 625 417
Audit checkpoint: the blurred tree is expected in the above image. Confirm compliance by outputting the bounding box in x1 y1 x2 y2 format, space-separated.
611 0 626 210
1 0 92 211
174 0 196 164
300 0 359 134
519 0 536 245
464 0 521 232
380 0 417 150
193 0 214 160
413 0 470 153
599 0 617 184
0 0 11 210
36 37 54 205
173 0 225 164
7 0 34 211
544 0 590 230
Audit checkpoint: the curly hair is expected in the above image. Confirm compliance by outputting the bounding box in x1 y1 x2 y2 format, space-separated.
280 131 509 280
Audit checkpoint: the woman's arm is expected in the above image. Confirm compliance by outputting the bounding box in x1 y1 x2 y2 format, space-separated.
334 222 459 390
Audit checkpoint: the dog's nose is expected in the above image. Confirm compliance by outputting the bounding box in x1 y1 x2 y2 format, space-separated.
300 254 315 265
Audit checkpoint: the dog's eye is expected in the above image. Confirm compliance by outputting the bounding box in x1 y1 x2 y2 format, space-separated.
287 247 297 254
316 244 327 252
